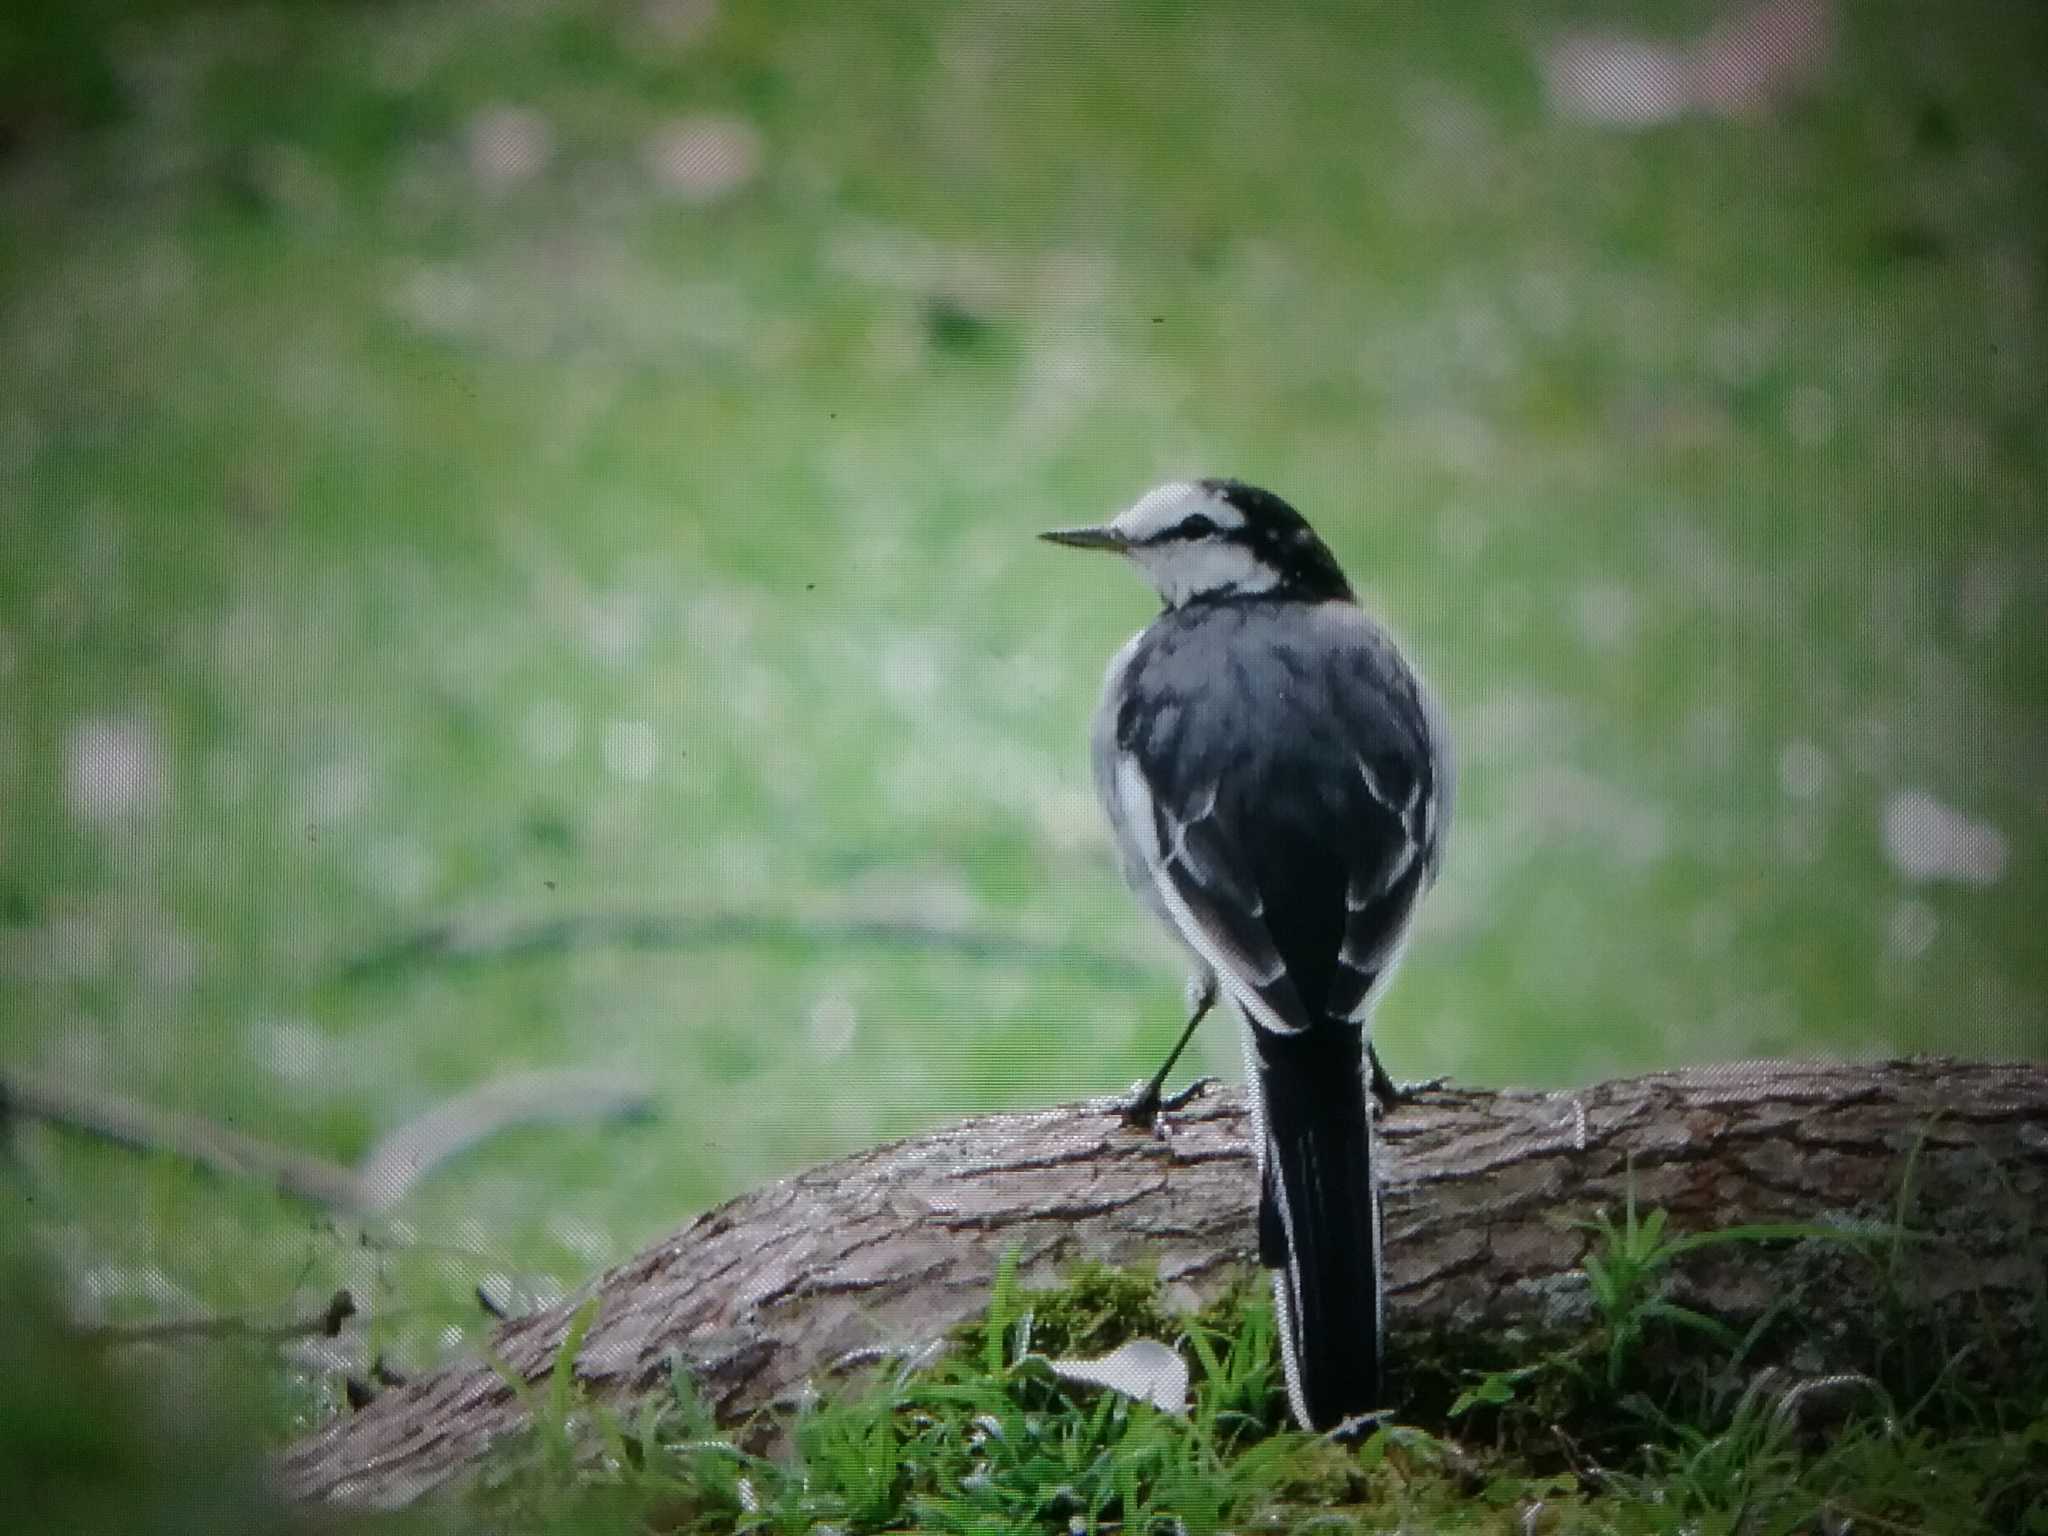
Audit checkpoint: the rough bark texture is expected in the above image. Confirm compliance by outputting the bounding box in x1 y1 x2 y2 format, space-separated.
281 1058 2048 1507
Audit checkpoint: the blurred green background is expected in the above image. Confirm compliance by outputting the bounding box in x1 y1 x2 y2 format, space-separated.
1 0 2042 1422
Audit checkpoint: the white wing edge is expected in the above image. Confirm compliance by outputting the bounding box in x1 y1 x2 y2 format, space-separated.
1113 751 1304 1038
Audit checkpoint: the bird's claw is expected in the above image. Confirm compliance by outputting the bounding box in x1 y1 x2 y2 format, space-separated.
1118 1074 1219 1131
1397 1073 1453 1098
1119 1080 1162 1129
1158 1074 1219 1113
1321 1409 1391 1443
1372 1072 1451 1113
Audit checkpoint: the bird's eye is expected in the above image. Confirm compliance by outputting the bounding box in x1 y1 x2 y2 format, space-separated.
1177 514 1217 538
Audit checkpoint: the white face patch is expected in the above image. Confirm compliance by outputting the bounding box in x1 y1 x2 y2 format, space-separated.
1109 481 1246 544
1109 482 1275 606
1132 538 1281 606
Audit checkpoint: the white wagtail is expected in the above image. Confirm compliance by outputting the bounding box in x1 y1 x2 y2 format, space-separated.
1043 478 1450 1431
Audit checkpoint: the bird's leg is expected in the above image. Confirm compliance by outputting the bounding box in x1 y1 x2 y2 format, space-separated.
1367 1045 1449 1113
1121 971 1218 1128
1368 1046 1398 1110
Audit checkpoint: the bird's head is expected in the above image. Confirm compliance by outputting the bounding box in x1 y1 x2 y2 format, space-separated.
1040 479 1353 608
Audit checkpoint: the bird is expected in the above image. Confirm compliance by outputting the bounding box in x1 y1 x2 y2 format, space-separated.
1042 478 1450 1431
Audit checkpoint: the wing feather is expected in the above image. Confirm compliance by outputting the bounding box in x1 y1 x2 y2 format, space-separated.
1114 753 1310 1036
1105 598 1451 1035
1326 751 1439 1024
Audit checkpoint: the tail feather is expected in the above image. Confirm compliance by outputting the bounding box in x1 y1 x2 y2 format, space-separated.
1253 1024 1382 1430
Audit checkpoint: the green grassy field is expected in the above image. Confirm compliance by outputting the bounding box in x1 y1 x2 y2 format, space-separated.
2 0 2043 1447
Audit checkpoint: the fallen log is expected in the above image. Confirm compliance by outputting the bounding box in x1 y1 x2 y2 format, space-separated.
280 1057 2048 1507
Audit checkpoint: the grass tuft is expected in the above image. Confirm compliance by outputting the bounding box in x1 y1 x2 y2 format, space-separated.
443 1213 2048 1533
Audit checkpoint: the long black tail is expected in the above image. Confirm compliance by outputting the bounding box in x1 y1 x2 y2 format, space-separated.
1252 1023 1382 1430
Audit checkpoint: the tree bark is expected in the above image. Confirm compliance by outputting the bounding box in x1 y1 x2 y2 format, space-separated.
279 1057 2048 1507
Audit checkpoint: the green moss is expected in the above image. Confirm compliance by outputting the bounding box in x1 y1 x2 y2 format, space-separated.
446 1250 2048 1532
952 1256 1179 1365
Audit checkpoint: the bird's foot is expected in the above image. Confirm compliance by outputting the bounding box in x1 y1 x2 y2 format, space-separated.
1118 1078 1163 1130
1321 1409 1392 1443
1158 1074 1219 1114
1370 1070 1451 1115
1119 1075 1219 1131
1392 1073 1452 1100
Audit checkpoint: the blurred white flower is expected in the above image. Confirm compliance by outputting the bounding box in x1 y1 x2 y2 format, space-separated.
467 104 554 191
1882 789 2007 886
395 263 481 336
1541 36 1694 128
1542 0 1835 127
257 1017 336 1084
1572 582 1635 651
65 714 164 820
639 0 719 48
806 992 859 1057
602 719 660 782
1777 739 1832 799
643 115 762 202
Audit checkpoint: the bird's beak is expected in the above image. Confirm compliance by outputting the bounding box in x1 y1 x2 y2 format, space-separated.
1038 524 1127 552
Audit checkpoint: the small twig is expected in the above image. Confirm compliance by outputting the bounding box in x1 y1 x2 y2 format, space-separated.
4 1066 658 1214
84 1288 357 1346
335 909 1150 987
5 1067 362 1206
353 1069 656 1213
1549 1421 1606 1491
